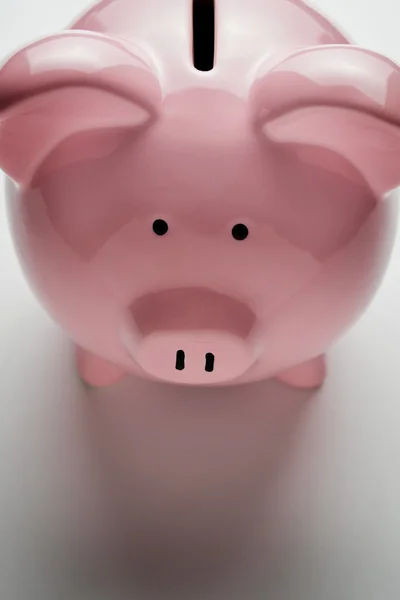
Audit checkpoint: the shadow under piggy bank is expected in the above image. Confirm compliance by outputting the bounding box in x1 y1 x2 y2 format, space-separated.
70 371 315 594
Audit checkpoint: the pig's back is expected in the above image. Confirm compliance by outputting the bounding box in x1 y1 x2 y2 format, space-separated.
70 0 349 95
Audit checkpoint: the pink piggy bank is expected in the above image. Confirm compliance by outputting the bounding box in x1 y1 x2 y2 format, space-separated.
1 0 400 389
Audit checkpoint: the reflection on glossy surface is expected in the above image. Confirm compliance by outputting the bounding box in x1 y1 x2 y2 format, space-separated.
0 306 314 597
1 0 400 388
72 373 312 594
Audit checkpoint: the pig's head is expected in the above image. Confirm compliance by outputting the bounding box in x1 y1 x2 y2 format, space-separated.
1 32 400 385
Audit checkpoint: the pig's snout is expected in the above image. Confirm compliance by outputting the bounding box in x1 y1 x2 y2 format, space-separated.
125 288 258 384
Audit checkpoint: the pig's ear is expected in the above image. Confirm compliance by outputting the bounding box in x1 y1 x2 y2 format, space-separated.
0 31 162 184
250 46 400 197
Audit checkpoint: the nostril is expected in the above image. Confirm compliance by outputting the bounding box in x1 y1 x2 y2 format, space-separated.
175 349 185 370
205 352 215 372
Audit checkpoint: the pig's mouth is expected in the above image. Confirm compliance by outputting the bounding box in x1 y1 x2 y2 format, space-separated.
122 287 259 385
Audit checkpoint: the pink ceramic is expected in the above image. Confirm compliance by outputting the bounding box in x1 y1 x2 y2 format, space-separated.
1 0 399 389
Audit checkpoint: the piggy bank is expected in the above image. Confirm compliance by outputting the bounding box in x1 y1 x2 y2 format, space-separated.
1 0 399 389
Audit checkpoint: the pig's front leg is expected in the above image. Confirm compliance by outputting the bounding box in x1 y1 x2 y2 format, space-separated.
76 346 126 388
276 355 326 389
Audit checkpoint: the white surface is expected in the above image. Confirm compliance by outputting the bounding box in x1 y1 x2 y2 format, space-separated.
1 1 400 598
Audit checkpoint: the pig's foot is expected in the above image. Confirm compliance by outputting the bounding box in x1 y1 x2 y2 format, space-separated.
76 346 126 388
276 355 326 389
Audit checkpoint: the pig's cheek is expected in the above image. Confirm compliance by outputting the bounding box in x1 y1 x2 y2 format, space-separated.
10 188 121 328
39 185 136 262
270 145 378 261
88 220 191 301
215 240 320 313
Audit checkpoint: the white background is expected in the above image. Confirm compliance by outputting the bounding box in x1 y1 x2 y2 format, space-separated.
1 1 400 598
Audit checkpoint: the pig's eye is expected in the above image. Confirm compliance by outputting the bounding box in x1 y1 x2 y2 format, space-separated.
232 224 249 241
153 219 169 236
